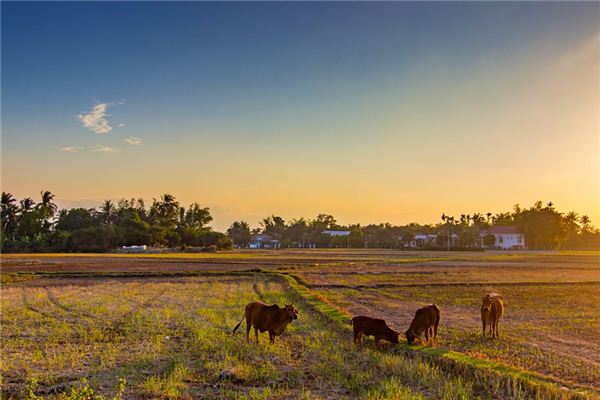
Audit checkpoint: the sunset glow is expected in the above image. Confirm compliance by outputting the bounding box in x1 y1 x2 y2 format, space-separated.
2 2 599 230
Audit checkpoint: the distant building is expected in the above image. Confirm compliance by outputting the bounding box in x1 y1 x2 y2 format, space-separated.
321 230 351 237
121 245 147 253
412 234 438 248
404 233 459 248
248 234 280 249
480 226 525 249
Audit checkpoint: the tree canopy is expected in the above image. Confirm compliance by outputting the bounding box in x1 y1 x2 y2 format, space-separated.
2 192 599 252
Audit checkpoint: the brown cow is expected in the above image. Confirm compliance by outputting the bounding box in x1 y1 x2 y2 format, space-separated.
481 293 504 338
405 304 440 345
233 302 298 344
352 316 399 347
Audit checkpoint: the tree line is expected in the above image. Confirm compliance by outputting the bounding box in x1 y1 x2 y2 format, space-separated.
227 201 600 250
1 192 231 252
2 192 599 252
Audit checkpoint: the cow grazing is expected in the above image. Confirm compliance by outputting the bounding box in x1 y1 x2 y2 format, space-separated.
481 293 504 338
233 302 298 344
405 304 440 345
352 316 399 348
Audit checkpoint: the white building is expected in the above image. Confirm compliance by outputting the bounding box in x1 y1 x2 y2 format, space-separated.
480 226 525 249
321 230 351 237
248 234 280 249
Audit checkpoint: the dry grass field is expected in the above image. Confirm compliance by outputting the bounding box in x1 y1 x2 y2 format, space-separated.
1 250 599 399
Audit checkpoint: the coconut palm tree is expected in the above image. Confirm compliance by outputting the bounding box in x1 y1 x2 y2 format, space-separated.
563 211 580 235
36 191 58 232
99 200 116 224
38 190 57 220
1 192 19 235
20 197 35 213
580 215 591 232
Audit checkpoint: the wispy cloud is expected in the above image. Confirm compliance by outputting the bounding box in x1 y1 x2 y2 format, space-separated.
76 103 112 134
61 146 82 153
124 136 142 145
117 123 126 128
89 145 119 153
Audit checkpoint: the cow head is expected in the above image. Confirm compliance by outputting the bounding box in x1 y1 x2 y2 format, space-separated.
481 295 493 315
284 304 299 320
481 294 501 315
405 329 417 345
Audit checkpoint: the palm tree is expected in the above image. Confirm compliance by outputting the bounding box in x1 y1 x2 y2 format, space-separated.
99 200 115 224
36 191 58 232
37 190 57 220
1 192 19 234
580 215 591 232
471 213 485 227
20 197 35 213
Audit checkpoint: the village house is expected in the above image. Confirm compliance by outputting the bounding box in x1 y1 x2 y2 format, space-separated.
248 234 280 249
479 226 525 249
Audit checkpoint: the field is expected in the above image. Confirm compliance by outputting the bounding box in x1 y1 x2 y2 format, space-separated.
1 250 599 399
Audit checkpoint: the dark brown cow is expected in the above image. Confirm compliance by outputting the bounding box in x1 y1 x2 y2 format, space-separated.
405 304 440 345
352 316 399 347
233 302 298 344
481 293 504 338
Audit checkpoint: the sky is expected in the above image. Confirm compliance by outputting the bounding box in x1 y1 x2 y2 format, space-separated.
2 2 599 231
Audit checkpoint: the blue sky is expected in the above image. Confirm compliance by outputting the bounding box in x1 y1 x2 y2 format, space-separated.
2 2 599 230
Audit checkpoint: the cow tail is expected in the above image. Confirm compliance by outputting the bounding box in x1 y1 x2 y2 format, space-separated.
232 315 245 334
434 307 440 339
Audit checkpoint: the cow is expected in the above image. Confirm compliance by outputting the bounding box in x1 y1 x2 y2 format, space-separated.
405 304 440 345
351 316 399 348
481 293 504 338
232 302 298 344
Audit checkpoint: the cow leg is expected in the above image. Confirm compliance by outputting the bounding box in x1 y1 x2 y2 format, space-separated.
494 319 500 338
254 327 259 344
424 328 430 344
374 337 380 349
246 322 251 343
269 332 275 344
496 320 500 338
482 318 486 337
353 330 359 346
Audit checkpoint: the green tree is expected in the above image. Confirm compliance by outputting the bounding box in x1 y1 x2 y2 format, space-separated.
37 190 57 231
99 200 116 225
183 203 212 229
482 234 496 247
227 221 252 247
1 192 19 236
261 215 286 239
347 228 365 248
285 218 309 247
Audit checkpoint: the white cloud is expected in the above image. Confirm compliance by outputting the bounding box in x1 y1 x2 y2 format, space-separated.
61 146 82 153
76 103 112 134
117 123 126 128
124 136 142 145
89 145 119 153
